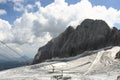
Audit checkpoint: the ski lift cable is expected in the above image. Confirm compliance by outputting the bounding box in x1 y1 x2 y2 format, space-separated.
0 42 29 61
0 53 14 61
0 47 18 61
0 44 16 58
0 40 27 61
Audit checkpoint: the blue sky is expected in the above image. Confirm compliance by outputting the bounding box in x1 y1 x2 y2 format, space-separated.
90 0 120 9
0 0 120 25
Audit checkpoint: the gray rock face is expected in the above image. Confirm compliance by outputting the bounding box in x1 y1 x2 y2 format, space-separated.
115 51 120 59
33 19 120 64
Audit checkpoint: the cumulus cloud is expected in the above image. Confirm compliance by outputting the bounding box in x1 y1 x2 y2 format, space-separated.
7 0 120 44
0 0 25 12
31 0 120 38
7 0 25 12
12 0 24 12
0 9 7 15
35 1 41 9
0 0 7 3
0 17 52 57
0 19 13 42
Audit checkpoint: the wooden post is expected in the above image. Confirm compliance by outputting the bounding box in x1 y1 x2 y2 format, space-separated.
50 64 55 73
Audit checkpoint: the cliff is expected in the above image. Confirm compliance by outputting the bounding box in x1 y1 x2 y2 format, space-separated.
33 19 120 64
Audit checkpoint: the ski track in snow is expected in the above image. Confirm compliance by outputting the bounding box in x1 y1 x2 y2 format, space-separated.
0 46 120 80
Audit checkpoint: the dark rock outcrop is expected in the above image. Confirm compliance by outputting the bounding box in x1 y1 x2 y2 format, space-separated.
33 19 120 64
115 51 120 59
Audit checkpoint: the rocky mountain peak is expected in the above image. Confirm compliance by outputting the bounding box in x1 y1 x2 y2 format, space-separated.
33 19 120 64
76 19 110 34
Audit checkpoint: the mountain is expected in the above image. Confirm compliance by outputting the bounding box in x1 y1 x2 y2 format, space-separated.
33 19 120 64
0 46 120 80
0 61 25 71
0 55 32 71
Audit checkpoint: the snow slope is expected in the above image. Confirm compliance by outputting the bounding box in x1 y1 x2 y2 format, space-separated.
0 46 120 80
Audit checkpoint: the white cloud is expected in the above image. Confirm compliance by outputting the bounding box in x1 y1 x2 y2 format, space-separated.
12 10 53 44
0 0 25 12
0 9 7 15
0 0 7 3
8 0 24 12
0 18 52 58
31 0 120 38
35 1 41 9
11 0 37 12
26 4 34 11
13 2 24 12
0 19 13 42
10 0 24 3
10 0 39 12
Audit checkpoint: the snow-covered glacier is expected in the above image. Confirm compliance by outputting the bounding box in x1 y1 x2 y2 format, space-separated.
0 46 120 80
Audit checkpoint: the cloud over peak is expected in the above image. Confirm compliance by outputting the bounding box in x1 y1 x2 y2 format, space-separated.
1 0 120 44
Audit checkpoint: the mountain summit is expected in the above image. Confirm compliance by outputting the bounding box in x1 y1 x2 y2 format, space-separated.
33 19 120 64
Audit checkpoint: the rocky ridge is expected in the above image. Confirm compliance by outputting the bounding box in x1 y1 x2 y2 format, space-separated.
33 19 120 64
